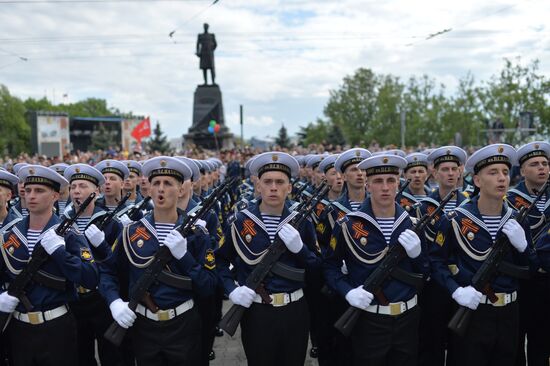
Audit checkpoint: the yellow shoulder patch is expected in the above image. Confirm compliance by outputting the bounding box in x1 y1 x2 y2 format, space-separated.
435 231 445 246
330 236 337 250
204 249 216 270
316 222 326 234
81 247 94 262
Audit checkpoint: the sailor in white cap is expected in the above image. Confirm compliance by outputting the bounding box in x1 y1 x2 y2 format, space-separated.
100 156 217 365
506 141 550 365
430 144 538 366
416 145 470 366
1 165 98 366
122 160 144 206
0 170 19 231
325 153 427 365
331 148 371 218
397 153 430 215
95 160 130 212
9 163 29 219
216 151 321 365
50 163 71 215
63 163 128 366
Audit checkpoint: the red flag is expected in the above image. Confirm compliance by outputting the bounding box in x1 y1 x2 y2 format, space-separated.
131 117 151 143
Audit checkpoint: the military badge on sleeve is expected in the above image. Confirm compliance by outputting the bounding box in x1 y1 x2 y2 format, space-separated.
204 249 216 270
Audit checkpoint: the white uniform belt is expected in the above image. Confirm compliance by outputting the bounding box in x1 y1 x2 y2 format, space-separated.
480 291 517 307
13 304 68 325
252 288 304 307
365 295 417 316
136 299 194 322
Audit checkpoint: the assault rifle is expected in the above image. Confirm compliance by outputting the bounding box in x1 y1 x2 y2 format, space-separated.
447 180 548 336
103 177 238 346
127 196 152 221
218 181 330 336
95 192 131 230
397 179 411 197
334 189 458 337
0 192 96 332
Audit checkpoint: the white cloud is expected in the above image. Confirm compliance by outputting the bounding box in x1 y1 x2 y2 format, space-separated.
0 0 548 142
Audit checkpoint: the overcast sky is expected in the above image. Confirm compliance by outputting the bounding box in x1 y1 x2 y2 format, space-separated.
1 0 548 141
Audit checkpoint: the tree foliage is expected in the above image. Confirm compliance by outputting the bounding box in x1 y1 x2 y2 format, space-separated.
147 121 170 153
0 85 31 155
275 124 291 148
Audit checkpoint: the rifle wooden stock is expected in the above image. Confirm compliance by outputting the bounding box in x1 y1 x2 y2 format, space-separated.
334 189 458 337
103 178 238 346
219 182 330 337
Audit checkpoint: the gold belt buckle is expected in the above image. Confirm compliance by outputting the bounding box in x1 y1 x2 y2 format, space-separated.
272 293 285 306
27 312 42 325
389 303 402 316
494 293 505 306
157 310 171 321
77 286 88 294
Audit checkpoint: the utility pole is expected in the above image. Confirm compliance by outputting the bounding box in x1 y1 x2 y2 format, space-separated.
240 104 244 149
400 107 406 148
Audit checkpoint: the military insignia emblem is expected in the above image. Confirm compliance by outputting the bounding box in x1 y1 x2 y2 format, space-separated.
330 237 337 250
435 232 445 246
382 157 389 164
535 143 540 149
137 239 144 248
446 149 451 155
130 226 151 242
160 160 167 167
360 237 367 245
498 146 504 153
355 150 361 157
460 218 479 240
8 246 14 254
448 264 459 275
75 167 80 173
413 157 418 161
431 219 436 225
316 222 326 234
204 249 215 270
80 248 93 261
3 234 20 252
337 211 346 221
29 168 35 175
240 219 256 243
351 221 369 240
106 161 111 167
127 162 131 167
467 232 475 240
272 154 278 162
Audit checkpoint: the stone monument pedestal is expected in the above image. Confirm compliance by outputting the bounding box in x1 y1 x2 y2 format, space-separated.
183 85 233 150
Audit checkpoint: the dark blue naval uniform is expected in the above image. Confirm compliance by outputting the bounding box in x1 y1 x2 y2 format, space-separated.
507 180 550 366
415 188 468 366
216 199 320 366
429 196 538 366
396 186 430 216
64 205 126 366
1 213 98 366
324 199 429 365
8 200 28 220
100 208 217 365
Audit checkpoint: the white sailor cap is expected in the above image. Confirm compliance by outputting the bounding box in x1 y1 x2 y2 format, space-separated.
306 153 329 170
0 170 19 190
318 154 340 174
428 146 467 167
334 148 372 173
373 149 406 158
244 157 256 174
465 144 517 175
203 160 216 172
249 152 299 179
294 155 305 167
18 165 69 192
13 163 28 175
208 158 223 169
142 156 193 182
64 164 105 186
303 154 317 168
405 153 428 171
175 157 201 182
49 163 70 176
95 160 130 180
123 160 142 176
358 154 407 177
516 141 550 166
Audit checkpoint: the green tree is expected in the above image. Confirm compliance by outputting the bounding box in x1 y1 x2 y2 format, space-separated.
89 123 118 151
296 119 329 146
327 123 346 146
0 85 30 155
275 124 290 148
147 121 170 153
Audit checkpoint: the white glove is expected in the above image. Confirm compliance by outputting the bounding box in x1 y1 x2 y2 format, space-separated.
0 292 19 313
345 286 374 310
278 223 303 254
341 261 348 275
162 230 187 259
502 219 527 253
84 224 105 248
119 214 132 226
109 299 136 329
41 228 65 255
452 286 482 310
228 286 256 308
398 229 421 259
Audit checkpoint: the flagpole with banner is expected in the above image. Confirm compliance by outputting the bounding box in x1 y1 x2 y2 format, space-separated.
131 116 151 152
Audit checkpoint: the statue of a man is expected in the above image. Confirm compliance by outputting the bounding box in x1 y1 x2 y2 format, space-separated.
196 23 217 85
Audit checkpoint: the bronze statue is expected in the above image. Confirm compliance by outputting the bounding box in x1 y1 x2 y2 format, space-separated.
196 23 217 85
